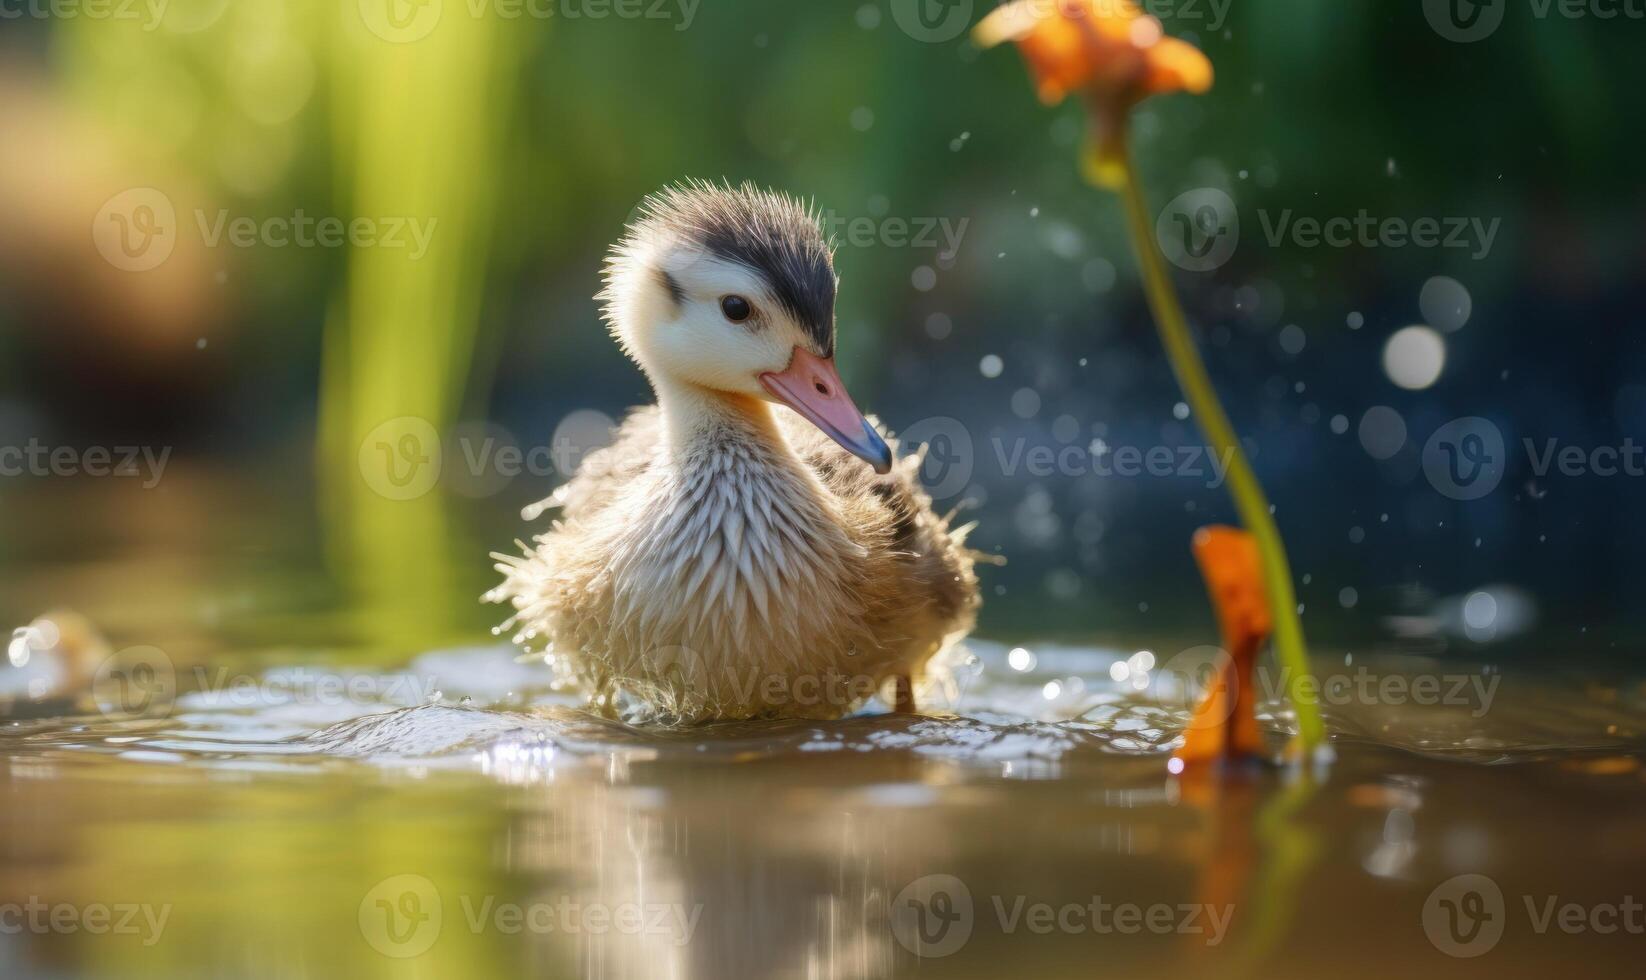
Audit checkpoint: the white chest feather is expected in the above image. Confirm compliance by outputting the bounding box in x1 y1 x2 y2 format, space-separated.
601 432 865 663
493 399 934 722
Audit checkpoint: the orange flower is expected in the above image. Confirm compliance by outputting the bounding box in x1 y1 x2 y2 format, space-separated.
973 0 1213 108
975 0 1213 188
1172 526 1270 768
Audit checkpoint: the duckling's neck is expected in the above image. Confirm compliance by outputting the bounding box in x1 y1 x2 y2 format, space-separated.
654 377 794 466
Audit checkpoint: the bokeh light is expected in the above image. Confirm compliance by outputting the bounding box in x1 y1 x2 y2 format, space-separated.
1383 325 1447 390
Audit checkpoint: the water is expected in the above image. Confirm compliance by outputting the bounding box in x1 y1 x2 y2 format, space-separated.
2 475 1644 978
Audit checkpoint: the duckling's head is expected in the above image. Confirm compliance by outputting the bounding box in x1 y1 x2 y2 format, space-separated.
601 181 892 473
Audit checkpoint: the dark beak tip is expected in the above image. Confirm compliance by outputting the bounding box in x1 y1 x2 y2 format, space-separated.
864 422 894 474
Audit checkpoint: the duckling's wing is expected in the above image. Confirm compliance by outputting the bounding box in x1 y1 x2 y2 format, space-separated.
776 410 921 530
776 408 981 634
524 406 663 523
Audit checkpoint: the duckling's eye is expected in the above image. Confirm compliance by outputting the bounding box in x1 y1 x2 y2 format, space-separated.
720 295 753 323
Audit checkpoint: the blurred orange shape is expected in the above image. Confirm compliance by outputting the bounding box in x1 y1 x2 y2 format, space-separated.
1173 526 1270 767
973 0 1213 108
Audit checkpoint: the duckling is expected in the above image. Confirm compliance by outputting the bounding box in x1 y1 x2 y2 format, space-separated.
491 181 980 722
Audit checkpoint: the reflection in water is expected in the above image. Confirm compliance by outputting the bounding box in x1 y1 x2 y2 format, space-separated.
3 639 1646 978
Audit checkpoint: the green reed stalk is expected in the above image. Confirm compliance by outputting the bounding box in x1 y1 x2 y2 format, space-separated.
318 14 521 651
1109 145 1326 750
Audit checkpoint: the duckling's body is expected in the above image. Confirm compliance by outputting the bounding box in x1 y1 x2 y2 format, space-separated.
493 183 979 722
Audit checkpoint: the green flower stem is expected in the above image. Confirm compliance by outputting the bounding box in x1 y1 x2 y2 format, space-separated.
1110 145 1326 750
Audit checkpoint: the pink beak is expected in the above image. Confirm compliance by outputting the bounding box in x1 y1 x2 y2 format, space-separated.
760 348 893 474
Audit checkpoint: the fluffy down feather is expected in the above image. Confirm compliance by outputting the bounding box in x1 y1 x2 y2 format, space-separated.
492 403 979 722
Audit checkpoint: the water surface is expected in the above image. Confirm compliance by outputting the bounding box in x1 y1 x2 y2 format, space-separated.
2 474 1643 978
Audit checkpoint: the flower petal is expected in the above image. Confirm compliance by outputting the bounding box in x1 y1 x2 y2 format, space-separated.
976 0 1213 109
972 0 1042 49
1144 36 1215 96
1172 526 1270 767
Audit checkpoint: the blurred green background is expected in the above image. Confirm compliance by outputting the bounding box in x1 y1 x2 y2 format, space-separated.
1 0 1643 662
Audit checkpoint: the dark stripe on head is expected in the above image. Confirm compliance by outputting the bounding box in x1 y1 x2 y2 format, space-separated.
634 181 837 354
655 267 685 308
